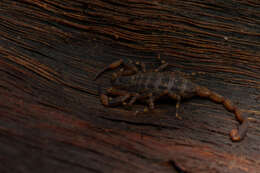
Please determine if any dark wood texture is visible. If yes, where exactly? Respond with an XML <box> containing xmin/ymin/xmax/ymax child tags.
<box><xmin>1</xmin><ymin>0</ymin><xmax>260</xmax><ymax>172</ymax></box>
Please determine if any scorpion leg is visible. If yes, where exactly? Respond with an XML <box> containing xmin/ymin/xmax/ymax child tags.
<box><xmin>140</xmin><ymin>91</ymin><xmax>169</xmax><ymax>113</ymax></box>
<box><xmin>101</xmin><ymin>93</ymin><xmax>130</xmax><ymax>107</ymax></box>
<box><xmin>136</xmin><ymin>94</ymin><xmax>155</xmax><ymax>114</ymax></box>
<box><xmin>155</xmin><ymin>62</ymin><xmax>169</xmax><ymax>72</ymax></box>
<box><xmin>121</xmin><ymin>93</ymin><xmax>141</xmax><ymax>110</ymax></box>
<box><xmin>128</xmin><ymin>93</ymin><xmax>140</xmax><ymax>106</ymax></box>
<box><xmin>196</xmin><ymin>86</ymin><xmax>249</xmax><ymax>141</ymax></box>
<box><xmin>155</xmin><ymin>55</ymin><xmax>169</xmax><ymax>72</ymax></box>
<box><xmin>169</xmin><ymin>93</ymin><xmax>182</xmax><ymax>119</ymax></box>
<box><xmin>140</xmin><ymin>62</ymin><xmax>146</xmax><ymax>72</ymax></box>
<box><xmin>122</xmin><ymin>59</ymin><xmax>139</xmax><ymax>74</ymax></box>
<box><xmin>100</xmin><ymin>87</ymin><xmax>131</xmax><ymax>106</ymax></box>
<box><xmin>147</xmin><ymin>93</ymin><xmax>155</xmax><ymax>110</ymax></box>
<box><xmin>135</xmin><ymin>61</ymin><xmax>146</xmax><ymax>72</ymax></box>
<box><xmin>132</xmin><ymin>93</ymin><xmax>155</xmax><ymax>114</ymax></box>
<box><xmin>106</xmin><ymin>94</ymin><xmax>131</xmax><ymax>106</ymax></box>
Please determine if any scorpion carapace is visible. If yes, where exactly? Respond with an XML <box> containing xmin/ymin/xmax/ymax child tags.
<box><xmin>94</xmin><ymin>58</ymin><xmax>248</xmax><ymax>141</ymax></box>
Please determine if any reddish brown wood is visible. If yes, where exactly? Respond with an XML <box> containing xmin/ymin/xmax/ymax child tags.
<box><xmin>1</xmin><ymin>0</ymin><xmax>260</xmax><ymax>172</ymax></box>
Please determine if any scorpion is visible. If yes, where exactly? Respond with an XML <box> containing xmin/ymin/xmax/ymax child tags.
<box><xmin>94</xmin><ymin>57</ymin><xmax>248</xmax><ymax>141</ymax></box>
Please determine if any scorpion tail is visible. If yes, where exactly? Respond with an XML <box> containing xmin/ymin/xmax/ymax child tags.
<box><xmin>196</xmin><ymin>86</ymin><xmax>248</xmax><ymax>141</ymax></box>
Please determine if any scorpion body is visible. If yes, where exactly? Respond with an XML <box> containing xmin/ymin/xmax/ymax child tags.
<box><xmin>94</xmin><ymin>58</ymin><xmax>248</xmax><ymax>142</ymax></box>
<box><xmin>113</xmin><ymin>72</ymin><xmax>197</xmax><ymax>98</ymax></box>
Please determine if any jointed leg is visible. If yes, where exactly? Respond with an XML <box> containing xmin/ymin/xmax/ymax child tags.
<box><xmin>128</xmin><ymin>93</ymin><xmax>140</xmax><ymax>106</ymax></box>
<box><xmin>129</xmin><ymin>92</ymin><xmax>155</xmax><ymax>114</ymax></box>
<box><xmin>123</xmin><ymin>93</ymin><xmax>141</xmax><ymax>110</ymax></box>
<box><xmin>155</xmin><ymin>62</ymin><xmax>169</xmax><ymax>72</ymax></box>
<box><xmin>134</xmin><ymin>93</ymin><xmax>155</xmax><ymax>114</ymax></box>
<box><xmin>100</xmin><ymin>87</ymin><xmax>131</xmax><ymax>106</ymax></box>
<box><xmin>169</xmin><ymin>93</ymin><xmax>182</xmax><ymax>119</ymax></box>
<box><xmin>140</xmin><ymin>62</ymin><xmax>146</xmax><ymax>72</ymax></box>
<box><xmin>147</xmin><ymin>93</ymin><xmax>155</xmax><ymax>110</ymax></box>
<box><xmin>138</xmin><ymin>91</ymin><xmax>169</xmax><ymax>113</ymax></box>
<box><xmin>175</xmin><ymin>100</ymin><xmax>181</xmax><ymax>119</ymax></box>
<box><xmin>106</xmin><ymin>94</ymin><xmax>131</xmax><ymax>106</ymax></box>
<box><xmin>121</xmin><ymin>59</ymin><xmax>138</xmax><ymax>74</ymax></box>
<box><xmin>135</xmin><ymin>61</ymin><xmax>146</xmax><ymax>72</ymax></box>
<box><xmin>155</xmin><ymin>54</ymin><xmax>169</xmax><ymax>72</ymax></box>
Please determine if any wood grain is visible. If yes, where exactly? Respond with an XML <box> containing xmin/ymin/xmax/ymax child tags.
<box><xmin>1</xmin><ymin>0</ymin><xmax>260</xmax><ymax>172</ymax></box>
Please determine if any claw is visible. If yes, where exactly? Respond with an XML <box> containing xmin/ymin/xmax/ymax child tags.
<box><xmin>94</xmin><ymin>59</ymin><xmax>123</xmax><ymax>80</ymax></box>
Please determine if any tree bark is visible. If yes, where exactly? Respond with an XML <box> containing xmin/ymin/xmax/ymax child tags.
<box><xmin>0</xmin><ymin>0</ymin><xmax>260</xmax><ymax>172</ymax></box>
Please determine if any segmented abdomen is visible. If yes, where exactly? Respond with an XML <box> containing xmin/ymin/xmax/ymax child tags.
<box><xmin>128</xmin><ymin>72</ymin><xmax>197</xmax><ymax>97</ymax></box>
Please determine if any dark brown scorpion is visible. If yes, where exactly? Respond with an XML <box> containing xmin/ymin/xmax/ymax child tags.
<box><xmin>94</xmin><ymin>58</ymin><xmax>248</xmax><ymax>141</ymax></box>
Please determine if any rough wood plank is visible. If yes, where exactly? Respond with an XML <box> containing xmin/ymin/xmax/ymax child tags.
<box><xmin>0</xmin><ymin>0</ymin><xmax>260</xmax><ymax>172</ymax></box>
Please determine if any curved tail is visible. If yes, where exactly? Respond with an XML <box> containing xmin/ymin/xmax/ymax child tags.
<box><xmin>196</xmin><ymin>86</ymin><xmax>248</xmax><ymax>141</ymax></box>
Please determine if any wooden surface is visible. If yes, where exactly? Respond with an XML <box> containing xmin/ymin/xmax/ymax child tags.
<box><xmin>1</xmin><ymin>0</ymin><xmax>260</xmax><ymax>172</ymax></box>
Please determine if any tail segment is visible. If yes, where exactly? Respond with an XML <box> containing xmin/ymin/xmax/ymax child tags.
<box><xmin>196</xmin><ymin>86</ymin><xmax>248</xmax><ymax>141</ymax></box>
